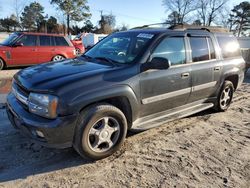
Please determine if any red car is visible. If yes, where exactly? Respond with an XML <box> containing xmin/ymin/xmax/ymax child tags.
<box><xmin>0</xmin><ymin>32</ymin><xmax>77</xmax><ymax>70</ymax></box>
<box><xmin>71</xmin><ymin>34</ymin><xmax>85</xmax><ymax>56</ymax></box>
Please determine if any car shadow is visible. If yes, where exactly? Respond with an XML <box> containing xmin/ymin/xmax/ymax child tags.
<box><xmin>0</xmin><ymin>107</ymin><xmax>94</xmax><ymax>183</ymax></box>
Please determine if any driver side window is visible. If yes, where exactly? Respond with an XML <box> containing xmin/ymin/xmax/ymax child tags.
<box><xmin>152</xmin><ymin>37</ymin><xmax>186</xmax><ymax>66</ymax></box>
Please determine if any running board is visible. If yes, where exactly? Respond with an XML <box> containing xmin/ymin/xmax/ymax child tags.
<box><xmin>131</xmin><ymin>103</ymin><xmax>214</xmax><ymax>131</ymax></box>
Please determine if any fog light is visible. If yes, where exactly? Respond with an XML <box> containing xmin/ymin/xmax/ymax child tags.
<box><xmin>36</xmin><ymin>130</ymin><xmax>45</xmax><ymax>138</ymax></box>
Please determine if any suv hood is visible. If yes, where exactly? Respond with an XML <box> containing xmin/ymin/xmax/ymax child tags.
<box><xmin>14</xmin><ymin>58</ymin><xmax>115</xmax><ymax>92</ymax></box>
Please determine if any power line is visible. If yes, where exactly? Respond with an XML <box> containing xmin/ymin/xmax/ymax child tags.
<box><xmin>92</xmin><ymin>9</ymin><xmax>159</xmax><ymax>23</ymax></box>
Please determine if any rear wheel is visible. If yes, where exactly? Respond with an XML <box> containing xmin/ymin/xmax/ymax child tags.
<box><xmin>52</xmin><ymin>55</ymin><xmax>65</xmax><ymax>62</ymax></box>
<box><xmin>0</xmin><ymin>58</ymin><xmax>5</xmax><ymax>70</ymax></box>
<box><xmin>76</xmin><ymin>48</ymin><xmax>81</xmax><ymax>56</ymax></box>
<box><xmin>215</xmin><ymin>81</ymin><xmax>234</xmax><ymax>112</ymax></box>
<box><xmin>73</xmin><ymin>104</ymin><xmax>127</xmax><ymax>160</ymax></box>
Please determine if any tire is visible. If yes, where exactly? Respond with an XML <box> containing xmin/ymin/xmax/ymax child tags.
<box><xmin>76</xmin><ymin>48</ymin><xmax>81</xmax><ymax>56</ymax></box>
<box><xmin>52</xmin><ymin>55</ymin><xmax>65</xmax><ymax>62</ymax></box>
<box><xmin>0</xmin><ymin>58</ymin><xmax>5</xmax><ymax>70</ymax></box>
<box><xmin>73</xmin><ymin>103</ymin><xmax>127</xmax><ymax>160</ymax></box>
<box><xmin>214</xmin><ymin>81</ymin><xmax>234</xmax><ymax>112</ymax></box>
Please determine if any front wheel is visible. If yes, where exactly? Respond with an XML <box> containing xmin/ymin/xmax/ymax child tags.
<box><xmin>215</xmin><ymin>81</ymin><xmax>234</xmax><ymax>112</ymax></box>
<box><xmin>73</xmin><ymin>104</ymin><xmax>127</xmax><ymax>160</ymax></box>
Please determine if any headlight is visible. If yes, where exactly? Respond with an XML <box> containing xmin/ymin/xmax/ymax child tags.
<box><xmin>28</xmin><ymin>93</ymin><xmax>58</xmax><ymax>119</ymax></box>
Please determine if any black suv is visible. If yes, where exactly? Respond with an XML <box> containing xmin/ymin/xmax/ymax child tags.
<box><xmin>7</xmin><ymin>26</ymin><xmax>245</xmax><ymax>160</ymax></box>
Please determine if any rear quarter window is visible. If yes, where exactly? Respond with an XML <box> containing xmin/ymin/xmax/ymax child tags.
<box><xmin>217</xmin><ymin>36</ymin><xmax>241</xmax><ymax>58</ymax></box>
<box><xmin>54</xmin><ymin>37</ymin><xmax>69</xmax><ymax>46</ymax></box>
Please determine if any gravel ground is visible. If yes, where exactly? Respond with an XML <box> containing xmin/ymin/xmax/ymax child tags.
<box><xmin>0</xmin><ymin>73</ymin><xmax>249</xmax><ymax>188</ymax></box>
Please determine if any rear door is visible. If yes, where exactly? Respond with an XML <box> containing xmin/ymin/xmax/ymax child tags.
<box><xmin>140</xmin><ymin>35</ymin><xmax>192</xmax><ymax>117</ymax></box>
<box><xmin>188</xmin><ymin>35</ymin><xmax>222</xmax><ymax>103</ymax></box>
<box><xmin>10</xmin><ymin>34</ymin><xmax>38</xmax><ymax>65</ymax></box>
<box><xmin>37</xmin><ymin>35</ymin><xmax>54</xmax><ymax>63</ymax></box>
<box><xmin>53</xmin><ymin>36</ymin><xmax>73</xmax><ymax>58</ymax></box>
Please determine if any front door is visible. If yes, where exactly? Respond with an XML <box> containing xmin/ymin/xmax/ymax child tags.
<box><xmin>10</xmin><ymin>34</ymin><xmax>38</xmax><ymax>65</ymax></box>
<box><xmin>140</xmin><ymin>36</ymin><xmax>192</xmax><ymax>117</ymax></box>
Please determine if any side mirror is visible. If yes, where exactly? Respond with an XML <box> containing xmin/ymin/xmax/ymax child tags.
<box><xmin>141</xmin><ymin>57</ymin><xmax>170</xmax><ymax>72</ymax></box>
<box><xmin>14</xmin><ymin>42</ymin><xmax>24</xmax><ymax>47</ymax></box>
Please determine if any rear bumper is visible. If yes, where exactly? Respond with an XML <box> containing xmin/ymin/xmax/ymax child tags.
<box><xmin>6</xmin><ymin>93</ymin><xmax>78</xmax><ymax>149</ymax></box>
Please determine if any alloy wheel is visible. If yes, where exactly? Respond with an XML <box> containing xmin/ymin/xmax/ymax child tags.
<box><xmin>87</xmin><ymin>116</ymin><xmax>121</xmax><ymax>153</ymax></box>
<box><xmin>220</xmin><ymin>86</ymin><xmax>233</xmax><ymax>108</ymax></box>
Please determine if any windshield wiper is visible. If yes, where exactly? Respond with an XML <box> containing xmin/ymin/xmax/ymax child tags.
<box><xmin>94</xmin><ymin>57</ymin><xmax>117</xmax><ymax>66</ymax></box>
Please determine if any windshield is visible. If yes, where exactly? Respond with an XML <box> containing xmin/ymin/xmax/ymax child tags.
<box><xmin>84</xmin><ymin>32</ymin><xmax>155</xmax><ymax>64</ymax></box>
<box><xmin>1</xmin><ymin>33</ymin><xmax>21</xmax><ymax>46</ymax></box>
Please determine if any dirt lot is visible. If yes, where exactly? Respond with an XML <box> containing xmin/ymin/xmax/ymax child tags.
<box><xmin>0</xmin><ymin>72</ymin><xmax>249</xmax><ymax>188</ymax></box>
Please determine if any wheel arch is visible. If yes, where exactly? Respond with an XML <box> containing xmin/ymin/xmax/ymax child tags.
<box><xmin>71</xmin><ymin>86</ymin><xmax>139</xmax><ymax>130</ymax></box>
<box><xmin>0</xmin><ymin>56</ymin><xmax>7</xmax><ymax>69</ymax></box>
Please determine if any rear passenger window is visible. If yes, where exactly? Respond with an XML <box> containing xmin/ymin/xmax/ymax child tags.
<box><xmin>217</xmin><ymin>36</ymin><xmax>241</xmax><ymax>58</ymax></box>
<box><xmin>152</xmin><ymin>37</ymin><xmax>186</xmax><ymax>65</ymax></box>
<box><xmin>190</xmin><ymin>37</ymin><xmax>209</xmax><ymax>62</ymax></box>
<box><xmin>40</xmin><ymin>36</ymin><xmax>51</xmax><ymax>46</ymax></box>
<box><xmin>54</xmin><ymin>37</ymin><xmax>69</xmax><ymax>46</ymax></box>
<box><xmin>19</xmin><ymin>35</ymin><xmax>37</xmax><ymax>46</ymax></box>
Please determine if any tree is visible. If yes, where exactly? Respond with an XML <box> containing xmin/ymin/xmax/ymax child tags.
<box><xmin>51</xmin><ymin>0</ymin><xmax>91</xmax><ymax>35</ymax></box>
<box><xmin>197</xmin><ymin>0</ymin><xmax>229</xmax><ymax>26</ymax></box>
<box><xmin>13</xmin><ymin>0</ymin><xmax>26</xmax><ymax>27</ymax></box>
<box><xmin>20</xmin><ymin>2</ymin><xmax>44</xmax><ymax>31</ymax></box>
<box><xmin>162</xmin><ymin>0</ymin><xmax>197</xmax><ymax>24</ymax></box>
<box><xmin>193</xmin><ymin>19</ymin><xmax>202</xmax><ymax>26</ymax></box>
<box><xmin>228</xmin><ymin>1</ymin><xmax>250</xmax><ymax>37</ymax></box>
<box><xmin>47</xmin><ymin>16</ymin><xmax>59</xmax><ymax>33</ymax></box>
<box><xmin>97</xmin><ymin>13</ymin><xmax>116</xmax><ymax>34</ymax></box>
<box><xmin>82</xmin><ymin>20</ymin><xmax>94</xmax><ymax>33</ymax></box>
<box><xmin>166</xmin><ymin>11</ymin><xmax>182</xmax><ymax>25</ymax></box>
<box><xmin>0</xmin><ymin>14</ymin><xmax>19</xmax><ymax>32</ymax></box>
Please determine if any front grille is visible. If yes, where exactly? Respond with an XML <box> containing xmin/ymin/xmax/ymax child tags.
<box><xmin>12</xmin><ymin>81</ymin><xmax>29</xmax><ymax>107</ymax></box>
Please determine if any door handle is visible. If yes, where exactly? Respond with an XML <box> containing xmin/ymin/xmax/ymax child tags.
<box><xmin>31</xmin><ymin>49</ymin><xmax>37</xmax><ymax>51</ymax></box>
<box><xmin>181</xmin><ymin>72</ymin><xmax>190</xmax><ymax>78</ymax></box>
<box><xmin>214</xmin><ymin>66</ymin><xmax>221</xmax><ymax>71</ymax></box>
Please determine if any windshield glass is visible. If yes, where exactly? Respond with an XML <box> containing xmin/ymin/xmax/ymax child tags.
<box><xmin>84</xmin><ymin>32</ymin><xmax>155</xmax><ymax>64</ymax></box>
<box><xmin>1</xmin><ymin>33</ymin><xmax>21</xmax><ymax>46</ymax></box>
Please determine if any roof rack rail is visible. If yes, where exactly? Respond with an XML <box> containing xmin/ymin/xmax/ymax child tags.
<box><xmin>169</xmin><ymin>24</ymin><xmax>229</xmax><ymax>33</ymax></box>
<box><xmin>131</xmin><ymin>22</ymin><xmax>171</xmax><ymax>30</ymax></box>
<box><xmin>131</xmin><ymin>23</ymin><xmax>229</xmax><ymax>33</ymax></box>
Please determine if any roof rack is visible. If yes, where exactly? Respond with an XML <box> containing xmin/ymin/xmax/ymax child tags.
<box><xmin>131</xmin><ymin>23</ymin><xmax>229</xmax><ymax>33</ymax></box>
<box><xmin>131</xmin><ymin>22</ymin><xmax>171</xmax><ymax>30</ymax></box>
<box><xmin>169</xmin><ymin>24</ymin><xmax>229</xmax><ymax>33</ymax></box>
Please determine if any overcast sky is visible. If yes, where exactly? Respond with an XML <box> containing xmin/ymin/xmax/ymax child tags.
<box><xmin>0</xmin><ymin>0</ymin><xmax>246</xmax><ymax>28</ymax></box>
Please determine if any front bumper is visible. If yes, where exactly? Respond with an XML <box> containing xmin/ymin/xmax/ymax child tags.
<box><xmin>6</xmin><ymin>93</ymin><xmax>78</xmax><ymax>149</ymax></box>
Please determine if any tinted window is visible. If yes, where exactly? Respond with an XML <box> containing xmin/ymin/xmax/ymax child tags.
<box><xmin>217</xmin><ymin>36</ymin><xmax>241</xmax><ymax>58</ymax></box>
<box><xmin>190</xmin><ymin>37</ymin><xmax>209</xmax><ymax>62</ymax></box>
<box><xmin>40</xmin><ymin>36</ymin><xmax>51</xmax><ymax>46</ymax></box>
<box><xmin>152</xmin><ymin>37</ymin><xmax>186</xmax><ymax>65</ymax></box>
<box><xmin>238</xmin><ymin>39</ymin><xmax>250</xmax><ymax>49</ymax></box>
<box><xmin>54</xmin><ymin>37</ymin><xmax>69</xmax><ymax>46</ymax></box>
<box><xmin>208</xmin><ymin>38</ymin><xmax>216</xmax><ymax>59</ymax></box>
<box><xmin>19</xmin><ymin>35</ymin><xmax>37</xmax><ymax>46</ymax></box>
